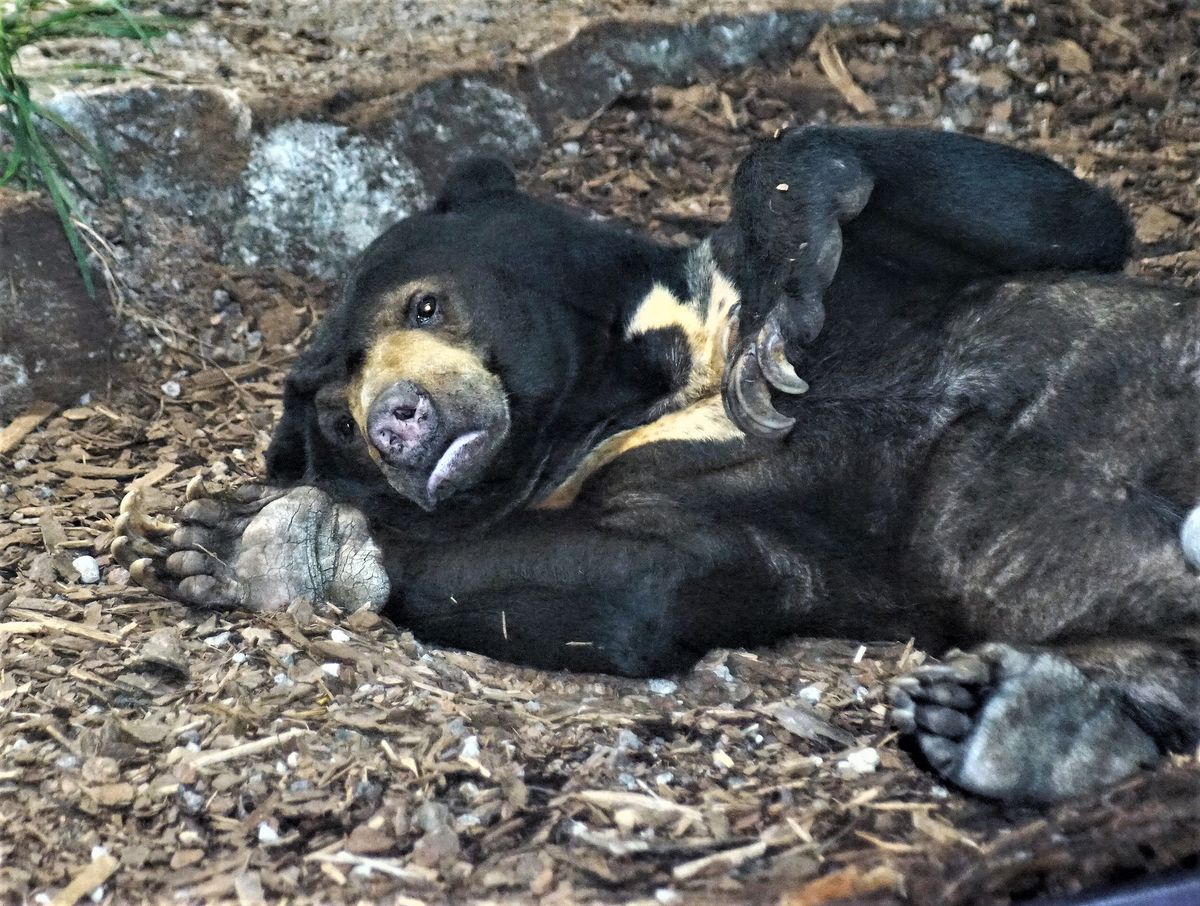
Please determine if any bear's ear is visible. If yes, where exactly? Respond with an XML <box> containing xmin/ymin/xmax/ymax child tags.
<box><xmin>434</xmin><ymin>157</ymin><xmax>517</xmax><ymax>212</ymax></box>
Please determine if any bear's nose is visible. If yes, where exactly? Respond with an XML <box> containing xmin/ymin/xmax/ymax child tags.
<box><xmin>367</xmin><ymin>381</ymin><xmax>439</xmax><ymax>465</ymax></box>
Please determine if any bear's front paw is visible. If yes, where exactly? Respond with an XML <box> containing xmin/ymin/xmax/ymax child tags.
<box><xmin>720</xmin><ymin>132</ymin><xmax>874</xmax><ymax>439</ymax></box>
<box><xmin>890</xmin><ymin>643</ymin><xmax>1160</xmax><ymax>803</ymax></box>
<box><xmin>113</xmin><ymin>476</ymin><xmax>389</xmax><ymax>614</ymax></box>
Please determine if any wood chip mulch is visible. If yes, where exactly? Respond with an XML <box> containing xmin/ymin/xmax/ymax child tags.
<box><xmin>3</xmin><ymin>1</ymin><xmax>1199</xmax><ymax>903</ymax></box>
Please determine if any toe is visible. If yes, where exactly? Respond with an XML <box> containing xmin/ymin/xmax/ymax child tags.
<box><xmin>915</xmin><ymin>705</ymin><xmax>974</xmax><ymax>739</ymax></box>
<box><xmin>917</xmin><ymin>734</ymin><xmax>961</xmax><ymax>775</ymax></box>
<box><xmin>889</xmin><ymin>687</ymin><xmax>917</xmax><ymax>732</ymax></box>
<box><xmin>912</xmin><ymin>653</ymin><xmax>990</xmax><ymax>687</ymax></box>
<box><xmin>129</xmin><ymin>558</ymin><xmax>176</xmax><ymax>600</ymax></box>
<box><xmin>164</xmin><ymin>549</ymin><xmax>225</xmax><ymax>579</ymax></box>
<box><xmin>113</xmin><ymin>525</ymin><xmax>171</xmax><ymax>559</ymax></box>
<box><xmin>180</xmin><ymin>498</ymin><xmax>228</xmax><ymax>527</ymax></box>
<box><xmin>171</xmin><ymin>524</ymin><xmax>220</xmax><ymax>551</ymax></box>
<box><xmin>917</xmin><ymin>681</ymin><xmax>977</xmax><ymax>710</ymax></box>
<box><xmin>177</xmin><ymin>574</ymin><xmax>245</xmax><ymax>609</ymax></box>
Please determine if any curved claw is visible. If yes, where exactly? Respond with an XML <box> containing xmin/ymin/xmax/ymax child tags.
<box><xmin>755</xmin><ymin>315</ymin><xmax>809</xmax><ymax>395</ymax></box>
<box><xmin>723</xmin><ymin>347</ymin><xmax>796</xmax><ymax>440</ymax></box>
<box><xmin>185</xmin><ymin>473</ymin><xmax>207</xmax><ymax>502</ymax></box>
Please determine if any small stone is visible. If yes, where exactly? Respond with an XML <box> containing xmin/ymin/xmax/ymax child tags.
<box><xmin>648</xmin><ymin>678</ymin><xmax>678</xmax><ymax>696</ymax></box>
<box><xmin>799</xmin><ymin>684</ymin><xmax>823</xmax><ymax>704</ymax></box>
<box><xmin>837</xmin><ymin>747</ymin><xmax>880</xmax><ymax>775</ymax></box>
<box><xmin>616</xmin><ymin>729</ymin><xmax>642</xmax><ymax>751</ymax></box>
<box><xmin>459</xmin><ymin>735</ymin><xmax>481</xmax><ymax>760</ymax></box>
<box><xmin>203</xmin><ymin>631</ymin><xmax>231</xmax><ymax>648</ymax></box>
<box><xmin>256</xmin><ymin>821</ymin><xmax>280</xmax><ymax>844</ymax></box>
<box><xmin>969</xmin><ymin>33</ymin><xmax>993</xmax><ymax>53</ymax></box>
<box><xmin>321</xmin><ymin>662</ymin><xmax>342</xmax><ymax>678</ymax></box>
<box><xmin>160</xmin><ymin>380</ymin><xmax>181</xmax><ymax>399</ymax></box>
<box><xmin>72</xmin><ymin>555</ymin><xmax>100</xmax><ymax>585</ymax></box>
<box><xmin>561</xmin><ymin>141</ymin><xmax>581</xmax><ymax>155</ymax></box>
<box><xmin>329</xmin><ymin>628</ymin><xmax>350</xmax><ymax>643</ymax></box>
<box><xmin>776</xmin><ymin>182</ymin><xmax>789</xmax><ymax>191</ymax></box>
<box><xmin>179</xmin><ymin>788</ymin><xmax>205</xmax><ymax>814</ymax></box>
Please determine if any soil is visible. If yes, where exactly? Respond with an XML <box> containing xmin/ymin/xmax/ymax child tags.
<box><xmin>2</xmin><ymin>1</ymin><xmax>1199</xmax><ymax>904</ymax></box>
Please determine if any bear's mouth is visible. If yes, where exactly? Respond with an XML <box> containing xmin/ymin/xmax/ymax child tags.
<box><xmin>424</xmin><ymin>428</ymin><xmax>496</xmax><ymax>504</ymax></box>
<box><xmin>372</xmin><ymin>414</ymin><xmax>509</xmax><ymax>512</ymax></box>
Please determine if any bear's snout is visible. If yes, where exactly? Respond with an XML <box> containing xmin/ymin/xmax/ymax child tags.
<box><xmin>367</xmin><ymin>382</ymin><xmax>439</xmax><ymax>465</ymax></box>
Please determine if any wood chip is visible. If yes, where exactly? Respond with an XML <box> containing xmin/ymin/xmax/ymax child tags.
<box><xmin>813</xmin><ymin>28</ymin><xmax>877</xmax><ymax>114</ymax></box>
<box><xmin>187</xmin><ymin>728</ymin><xmax>308</xmax><ymax>767</ymax></box>
<box><xmin>672</xmin><ymin>839</ymin><xmax>767</xmax><ymax>881</ymax></box>
<box><xmin>0</xmin><ymin>401</ymin><xmax>56</xmax><ymax>455</ymax></box>
<box><xmin>2</xmin><ymin>610</ymin><xmax>119</xmax><ymax>643</ymax></box>
<box><xmin>48</xmin><ymin>854</ymin><xmax>118</xmax><ymax>906</ymax></box>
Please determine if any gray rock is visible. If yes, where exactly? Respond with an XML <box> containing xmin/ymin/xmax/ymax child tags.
<box><xmin>0</xmin><ymin>191</ymin><xmax>114</xmax><ymax>419</ymax></box>
<box><xmin>48</xmin><ymin>84</ymin><xmax>252</xmax><ymax>214</ymax></box>
<box><xmin>226</xmin><ymin>120</ymin><xmax>426</xmax><ymax>278</ymax></box>
<box><xmin>389</xmin><ymin>77</ymin><xmax>543</xmax><ymax>173</ymax></box>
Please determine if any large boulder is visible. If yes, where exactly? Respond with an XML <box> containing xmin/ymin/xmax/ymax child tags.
<box><xmin>0</xmin><ymin>191</ymin><xmax>114</xmax><ymax>421</ymax></box>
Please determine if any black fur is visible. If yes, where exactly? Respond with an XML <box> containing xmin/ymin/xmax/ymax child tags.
<box><xmin>232</xmin><ymin>127</ymin><xmax>1198</xmax><ymax>800</ymax></box>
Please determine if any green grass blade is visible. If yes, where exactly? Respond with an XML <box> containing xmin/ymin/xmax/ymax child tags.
<box><xmin>0</xmin><ymin>147</ymin><xmax>25</xmax><ymax>186</ymax></box>
<box><xmin>16</xmin><ymin>94</ymin><xmax>96</xmax><ymax>295</ymax></box>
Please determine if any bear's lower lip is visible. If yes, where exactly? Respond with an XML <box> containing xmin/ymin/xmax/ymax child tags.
<box><xmin>425</xmin><ymin>430</ymin><xmax>488</xmax><ymax>501</ymax></box>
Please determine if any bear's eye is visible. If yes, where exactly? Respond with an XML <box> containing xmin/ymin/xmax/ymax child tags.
<box><xmin>336</xmin><ymin>415</ymin><xmax>355</xmax><ymax>440</ymax></box>
<box><xmin>408</xmin><ymin>291</ymin><xmax>441</xmax><ymax>327</ymax></box>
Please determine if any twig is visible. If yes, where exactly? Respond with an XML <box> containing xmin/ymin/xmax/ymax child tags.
<box><xmin>187</xmin><ymin>727</ymin><xmax>309</xmax><ymax>767</ymax></box>
<box><xmin>48</xmin><ymin>854</ymin><xmax>118</xmax><ymax>906</ymax></box>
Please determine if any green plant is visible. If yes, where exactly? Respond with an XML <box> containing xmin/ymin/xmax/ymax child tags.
<box><xmin>0</xmin><ymin>1</ymin><xmax>173</xmax><ymax>296</ymax></box>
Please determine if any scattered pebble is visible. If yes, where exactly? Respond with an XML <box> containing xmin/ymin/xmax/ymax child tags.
<box><xmin>160</xmin><ymin>380</ymin><xmax>182</xmax><ymax>399</ymax></box>
<box><xmin>71</xmin><ymin>556</ymin><xmax>100</xmax><ymax>585</ymax></box>
<box><xmin>969</xmin><ymin>33</ymin><xmax>994</xmax><ymax>53</ymax></box>
<box><xmin>256</xmin><ymin>822</ymin><xmax>280</xmax><ymax>844</ymax></box>
<box><xmin>838</xmin><ymin>747</ymin><xmax>881</xmax><ymax>775</ymax></box>
<box><xmin>459</xmin><ymin>735</ymin><xmax>481</xmax><ymax>760</ymax></box>
<box><xmin>616</xmin><ymin>729</ymin><xmax>642</xmax><ymax>751</ymax></box>
<box><xmin>647</xmin><ymin>678</ymin><xmax>678</xmax><ymax>695</ymax></box>
<box><xmin>799</xmin><ymin>684</ymin><xmax>823</xmax><ymax>704</ymax></box>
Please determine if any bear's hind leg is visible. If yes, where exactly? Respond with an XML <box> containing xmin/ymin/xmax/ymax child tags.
<box><xmin>891</xmin><ymin>630</ymin><xmax>1200</xmax><ymax>803</ymax></box>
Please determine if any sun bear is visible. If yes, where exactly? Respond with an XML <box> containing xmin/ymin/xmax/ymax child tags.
<box><xmin>115</xmin><ymin>127</ymin><xmax>1199</xmax><ymax>803</ymax></box>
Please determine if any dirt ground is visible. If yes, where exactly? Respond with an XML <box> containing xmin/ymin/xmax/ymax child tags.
<box><xmin>2</xmin><ymin>0</ymin><xmax>1199</xmax><ymax>904</ymax></box>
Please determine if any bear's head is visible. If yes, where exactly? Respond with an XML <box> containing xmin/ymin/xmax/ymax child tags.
<box><xmin>265</xmin><ymin>159</ymin><xmax>686</xmax><ymax>522</ymax></box>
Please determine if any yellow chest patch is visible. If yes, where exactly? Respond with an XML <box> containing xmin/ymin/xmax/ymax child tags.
<box><xmin>536</xmin><ymin>271</ymin><xmax>744</xmax><ymax>510</ymax></box>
